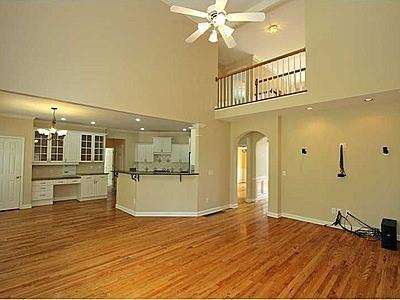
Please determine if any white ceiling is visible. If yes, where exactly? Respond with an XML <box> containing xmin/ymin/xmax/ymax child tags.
<box><xmin>0</xmin><ymin>91</ymin><xmax>192</xmax><ymax>132</ymax></box>
<box><xmin>219</xmin><ymin>0</ymin><xmax>305</xmax><ymax>66</ymax></box>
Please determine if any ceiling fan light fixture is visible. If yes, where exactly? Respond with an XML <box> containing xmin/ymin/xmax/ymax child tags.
<box><xmin>215</xmin><ymin>13</ymin><xmax>226</xmax><ymax>26</ymax></box>
<box><xmin>209</xmin><ymin>29</ymin><xmax>218</xmax><ymax>43</ymax></box>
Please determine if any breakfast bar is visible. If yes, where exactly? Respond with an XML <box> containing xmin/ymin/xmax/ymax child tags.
<box><xmin>114</xmin><ymin>170</ymin><xmax>200</xmax><ymax>217</ymax></box>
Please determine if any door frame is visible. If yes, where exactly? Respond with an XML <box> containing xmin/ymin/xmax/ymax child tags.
<box><xmin>0</xmin><ymin>135</ymin><xmax>25</xmax><ymax>209</ymax></box>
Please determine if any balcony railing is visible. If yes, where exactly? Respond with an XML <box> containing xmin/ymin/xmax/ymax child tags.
<box><xmin>215</xmin><ymin>48</ymin><xmax>307</xmax><ymax>109</ymax></box>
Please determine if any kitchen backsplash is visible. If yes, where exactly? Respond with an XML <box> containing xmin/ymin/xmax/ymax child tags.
<box><xmin>32</xmin><ymin>162</ymin><xmax>104</xmax><ymax>178</ymax></box>
<box><xmin>136</xmin><ymin>154</ymin><xmax>189</xmax><ymax>172</ymax></box>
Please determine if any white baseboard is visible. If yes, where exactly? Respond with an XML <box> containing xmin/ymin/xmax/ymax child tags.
<box><xmin>267</xmin><ymin>212</ymin><xmax>281</xmax><ymax>218</ymax></box>
<box><xmin>116</xmin><ymin>204</ymin><xmax>136</xmax><ymax>216</ymax></box>
<box><xmin>78</xmin><ymin>195</ymin><xmax>107</xmax><ymax>202</ymax></box>
<box><xmin>135</xmin><ymin>211</ymin><xmax>198</xmax><ymax>217</ymax></box>
<box><xmin>230</xmin><ymin>203</ymin><xmax>239</xmax><ymax>209</ymax></box>
<box><xmin>198</xmin><ymin>204</ymin><xmax>230</xmax><ymax>216</ymax></box>
<box><xmin>279</xmin><ymin>212</ymin><xmax>400</xmax><ymax>242</ymax></box>
<box><xmin>20</xmin><ymin>204</ymin><xmax>32</xmax><ymax>209</ymax></box>
<box><xmin>281</xmin><ymin>213</ymin><xmax>329</xmax><ymax>226</ymax></box>
<box><xmin>32</xmin><ymin>199</ymin><xmax>53</xmax><ymax>207</ymax></box>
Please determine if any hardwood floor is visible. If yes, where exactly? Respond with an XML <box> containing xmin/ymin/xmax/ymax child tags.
<box><xmin>0</xmin><ymin>199</ymin><xmax>399</xmax><ymax>298</ymax></box>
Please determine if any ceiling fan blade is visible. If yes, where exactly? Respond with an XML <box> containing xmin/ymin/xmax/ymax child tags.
<box><xmin>216</xmin><ymin>0</ymin><xmax>228</xmax><ymax>11</ymax></box>
<box><xmin>170</xmin><ymin>5</ymin><xmax>208</xmax><ymax>19</ymax></box>
<box><xmin>218</xmin><ymin>25</ymin><xmax>237</xmax><ymax>48</ymax></box>
<box><xmin>185</xmin><ymin>30</ymin><xmax>204</xmax><ymax>44</ymax></box>
<box><xmin>226</xmin><ymin>12</ymin><xmax>265</xmax><ymax>22</ymax></box>
<box><xmin>185</xmin><ymin>23</ymin><xmax>210</xmax><ymax>43</ymax></box>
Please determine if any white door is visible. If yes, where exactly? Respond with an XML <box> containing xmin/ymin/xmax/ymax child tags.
<box><xmin>0</xmin><ymin>137</ymin><xmax>23</xmax><ymax>211</ymax></box>
<box><xmin>104</xmin><ymin>148</ymin><xmax>114</xmax><ymax>187</ymax></box>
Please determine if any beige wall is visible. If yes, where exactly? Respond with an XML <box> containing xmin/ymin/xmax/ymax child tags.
<box><xmin>0</xmin><ymin>0</ymin><xmax>230</xmax><ymax>211</ymax></box>
<box><xmin>0</xmin><ymin>115</ymin><xmax>33</xmax><ymax>206</ymax></box>
<box><xmin>230</xmin><ymin>99</ymin><xmax>400</xmax><ymax>232</ymax></box>
<box><xmin>215</xmin><ymin>0</ymin><xmax>400</xmax><ymax>119</ymax></box>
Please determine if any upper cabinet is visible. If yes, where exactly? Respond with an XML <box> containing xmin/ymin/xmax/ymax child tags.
<box><xmin>135</xmin><ymin>144</ymin><xmax>154</xmax><ymax>163</ymax></box>
<box><xmin>171</xmin><ymin>144</ymin><xmax>190</xmax><ymax>163</ymax></box>
<box><xmin>33</xmin><ymin>130</ymin><xmax>106</xmax><ymax>164</ymax></box>
<box><xmin>80</xmin><ymin>133</ymin><xmax>106</xmax><ymax>162</ymax></box>
<box><xmin>152</xmin><ymin>137</ymin><xmax>172</xmax><ymax>153</ymax></box>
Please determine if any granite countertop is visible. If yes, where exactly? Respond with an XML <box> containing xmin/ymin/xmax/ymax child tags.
<box><xmin>32</xmin><ymin>175</ymin><xmax>82</xmax><ymax>181</ymax></box>
<box><xmin>78</xmin><ymin>172</ymin><xmax>109</xmax><ymax>175</ymax></box>
<box><xmin>113</xmin><ymin>170</ymin><xmax>199</xmax><ymax>176</ymax></box>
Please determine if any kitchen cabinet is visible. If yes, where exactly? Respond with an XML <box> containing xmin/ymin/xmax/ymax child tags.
<box><xmin>64</xmin><ymin>132</ymin><xmax>81</xmax><ymax>163</ymax></box>
<box><xmin>135</xmin><ymin>144</ymin><xmax>154</xmax><ymax>162</ymax></box>
<box><xmin>80</xmin><ymin>133</ymin><xmax>106</xmax><ymax>162</ymax></box>
<box><xmin>152</xmin><ymin>137</ymin><xmax>172</xmax><ymax>153</ymax></box>
<box><xmin>79</xmin><ymin>175</ymin><xmax>108</xmax><ymax>201</ymax></box>
<box><xmin>33</xmin><ymin>130</ymin><xmax>66</xmax><ymax>163</ymax></box>
<box><xmin>171</xmin><ymin>144</ymin><xmax>190</xmax><ymax>163</ymax></box>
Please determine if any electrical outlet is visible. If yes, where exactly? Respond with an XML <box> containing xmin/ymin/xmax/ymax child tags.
<box><xmin>205</xmin><ymin>197</ymin><xmax>209</xmax><ymax>203</ymax></box>
<box><xmin>282</xmin><ymin>171</ymin><xmax>287</xmax><ymax>176</ymax></box>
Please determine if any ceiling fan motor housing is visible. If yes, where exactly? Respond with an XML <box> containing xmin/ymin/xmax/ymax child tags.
<box><xmin>207</xmin><ymin>4</ymin><xmax>226</xmax><ymax>26</ymax></box>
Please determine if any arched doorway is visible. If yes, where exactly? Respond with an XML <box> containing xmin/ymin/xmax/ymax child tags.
<box><xmin>235</xmin><ymin>131</ymin><xmax>269</xmax><ymax>206</ymax></box>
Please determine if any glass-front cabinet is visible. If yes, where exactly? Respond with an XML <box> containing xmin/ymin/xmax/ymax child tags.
<box><xmin>34</xmin><ymin>131</ymin><xmax>49</xmax><ymax>162</ymax></box>
<box><xmin>50</xmin><ymin>134</ymin><xmax>65</xmax><ymax>162</ymax></box>
<box><xmin>80</xmin><ymin>133</ymin><xmax>106</xmax><ymax>162</ymax></box>
<box><xmin>33</xmin><ymin>130</ymin><xmax>106</xmax><ymax>164</ymax></box>
<box><xmin>80</xmin><ymin>134</ymin><xmax>93</xmax><ymax>162</ymax></box>
<box><xmin>94</xmin><ymin>135</ymin><xmax>105</xmax><ymax>162</ymax></box>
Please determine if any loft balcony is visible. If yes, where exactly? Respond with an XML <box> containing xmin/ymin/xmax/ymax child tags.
<box><xmin>215</xmin><ymin>48</ymin><xmax>307</xmax><ymax>110</ymax></box>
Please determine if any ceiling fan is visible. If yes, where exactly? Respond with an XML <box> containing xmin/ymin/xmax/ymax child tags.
<box><xmin>170</xmin><ymin>0</ymin><xmax>265</xmax><ymax>48</ymax></box>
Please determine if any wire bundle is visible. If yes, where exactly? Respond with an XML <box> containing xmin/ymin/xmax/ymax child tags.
<box><xmin>328</xmin><ymin>210</ymin><xmax>381</xmax><ymax>240</ymax></box>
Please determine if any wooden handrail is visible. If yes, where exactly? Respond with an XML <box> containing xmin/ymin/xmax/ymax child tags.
<box><xmin>216</xmin><ymin>48</ymin><xmax>306</xmax><ymax>81</ymax></box>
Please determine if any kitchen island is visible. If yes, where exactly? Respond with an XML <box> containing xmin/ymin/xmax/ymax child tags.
<box><xmin>114</xmin><ymin>170</ymin><xmax>200</xmax><ymax>217</ymax></box>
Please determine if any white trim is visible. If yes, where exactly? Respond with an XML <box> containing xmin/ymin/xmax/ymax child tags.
<box><xmin>198</xmin><ymin>204</ymin><xmax>230</xmax><ymax>216</ymax></box>
<box><xmin>32</xmin><ymin>199</ymin><xmax>53</xmax><ymax>207</ymax></box>
<box><xmin>20</xmin><ymin>204</ymin><xmax>32</xmax><ymax>209</ymax></box>
<box><xmin>78</xmin><ymin>195</ymin><xmax>107</xmax><ymax>202</ymax></box>
<box><xmin>116</xmin><ymin>204</ymin><xmax>136</xmax><ymax>216</ymax></box>
<box><xmin>281</xmin><ymin>213</ymin><xmax>328</xmax><ymax>226</ymax></box>
<box><xmin>267</xmin><ymin>212</ymin><xmax>281</xmax><ymax>218</ymax></box>
<box><xmin>280</xmin><ymin>212</ymin><xmax>400</xmax><ymax>242</ymax></box>
<box><xmin>230</xmin><ymin>203</ymin><xmax>239</xmax><ymax>209</ymax></box>
<box><xmin>135</xmin><ymin>211</ymin><xmax>198</xmax><ymax>217</ymax></box>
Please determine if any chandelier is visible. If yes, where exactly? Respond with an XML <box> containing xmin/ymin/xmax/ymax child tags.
<box><xmin>37</xmin><ymin>107</ymin><xmax>67</xmax><ymax>138</ymax></box>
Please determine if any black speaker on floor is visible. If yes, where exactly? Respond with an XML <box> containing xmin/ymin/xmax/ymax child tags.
<box><xmin>381</xmin><ymin>218</ymin><xmax>397</xmax><ymax>251</ymax></box>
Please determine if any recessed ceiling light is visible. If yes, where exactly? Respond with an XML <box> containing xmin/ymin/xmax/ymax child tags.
<box><xmin>90</xmin><ymin>121</ymin><xmax>96</xmax><ymax>125</ymax></box>
<box><xmin>306</xmin><ymin>107</ymin><xmax>313</xmax><ymax>110</ymax></box>
<box><xmin>135</xmin><ymin>118</ymin><xmax>141</xmax><ymax>122</ymax></box>
<box><xmin>61</xmin><ymin>117</ymin><xmax>66</xmax><ymax>121</ymax></box>
<box><xmin>182</xmin><ymin>128</ymin><xmax>187</xmax><ymax>132</ymax></box>
<box><xmin>266</xmin><ymin>24</ymin><xmax>279</xmax><ymax>34</ymax></box>
<box><xmin>364</xmin><ymin>98</ymin><xmax>374</xmax><ymax>102</ymax></box>
<box><xmin>140</xmin><ymin>127</ymin><xmax>145</xmax><ymax>131</ymax></box>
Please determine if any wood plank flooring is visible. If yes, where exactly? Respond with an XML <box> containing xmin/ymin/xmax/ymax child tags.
<box><xmin>0</xmin><ymin>199</ymin><xmax>399</xmax><ymax>298</ymax></box>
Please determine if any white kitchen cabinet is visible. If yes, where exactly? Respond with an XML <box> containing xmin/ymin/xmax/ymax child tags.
<box><xmin>64</xmin><ymin>131</ymin><xmax>81</xmax><ymax>163</ymax></box>
<box><xmin>171</xmin><ymin>144</ymin><xmax>190</xmax><ymax>163</ymax></box>
<box><xmin>33</xmin><ymin>130</ymin><xmax>66</xmax><ymax>164</ymax></box>
<box><xmin>135</xmin><ymin>144</ymin><xmax>154</xmax><ymax>162</ymax></box>
<box><xmin>94</xmin><ymin>175</ymin><xmax>108</xmax><ymax>196</ymax></box>
<box><xmin>152</xmin><ymin>137</ymin><xmax>172</xmax><ymax>153</ymax></box>
<box><xmin>79</xmin><ymin>175</ymin><xmax>107</xmax><ymax>201</ymax></box>
<box><xmin>80</xmin><ymin>133</ymin><xmax>106</xmax><ymax>162</ymax></box>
